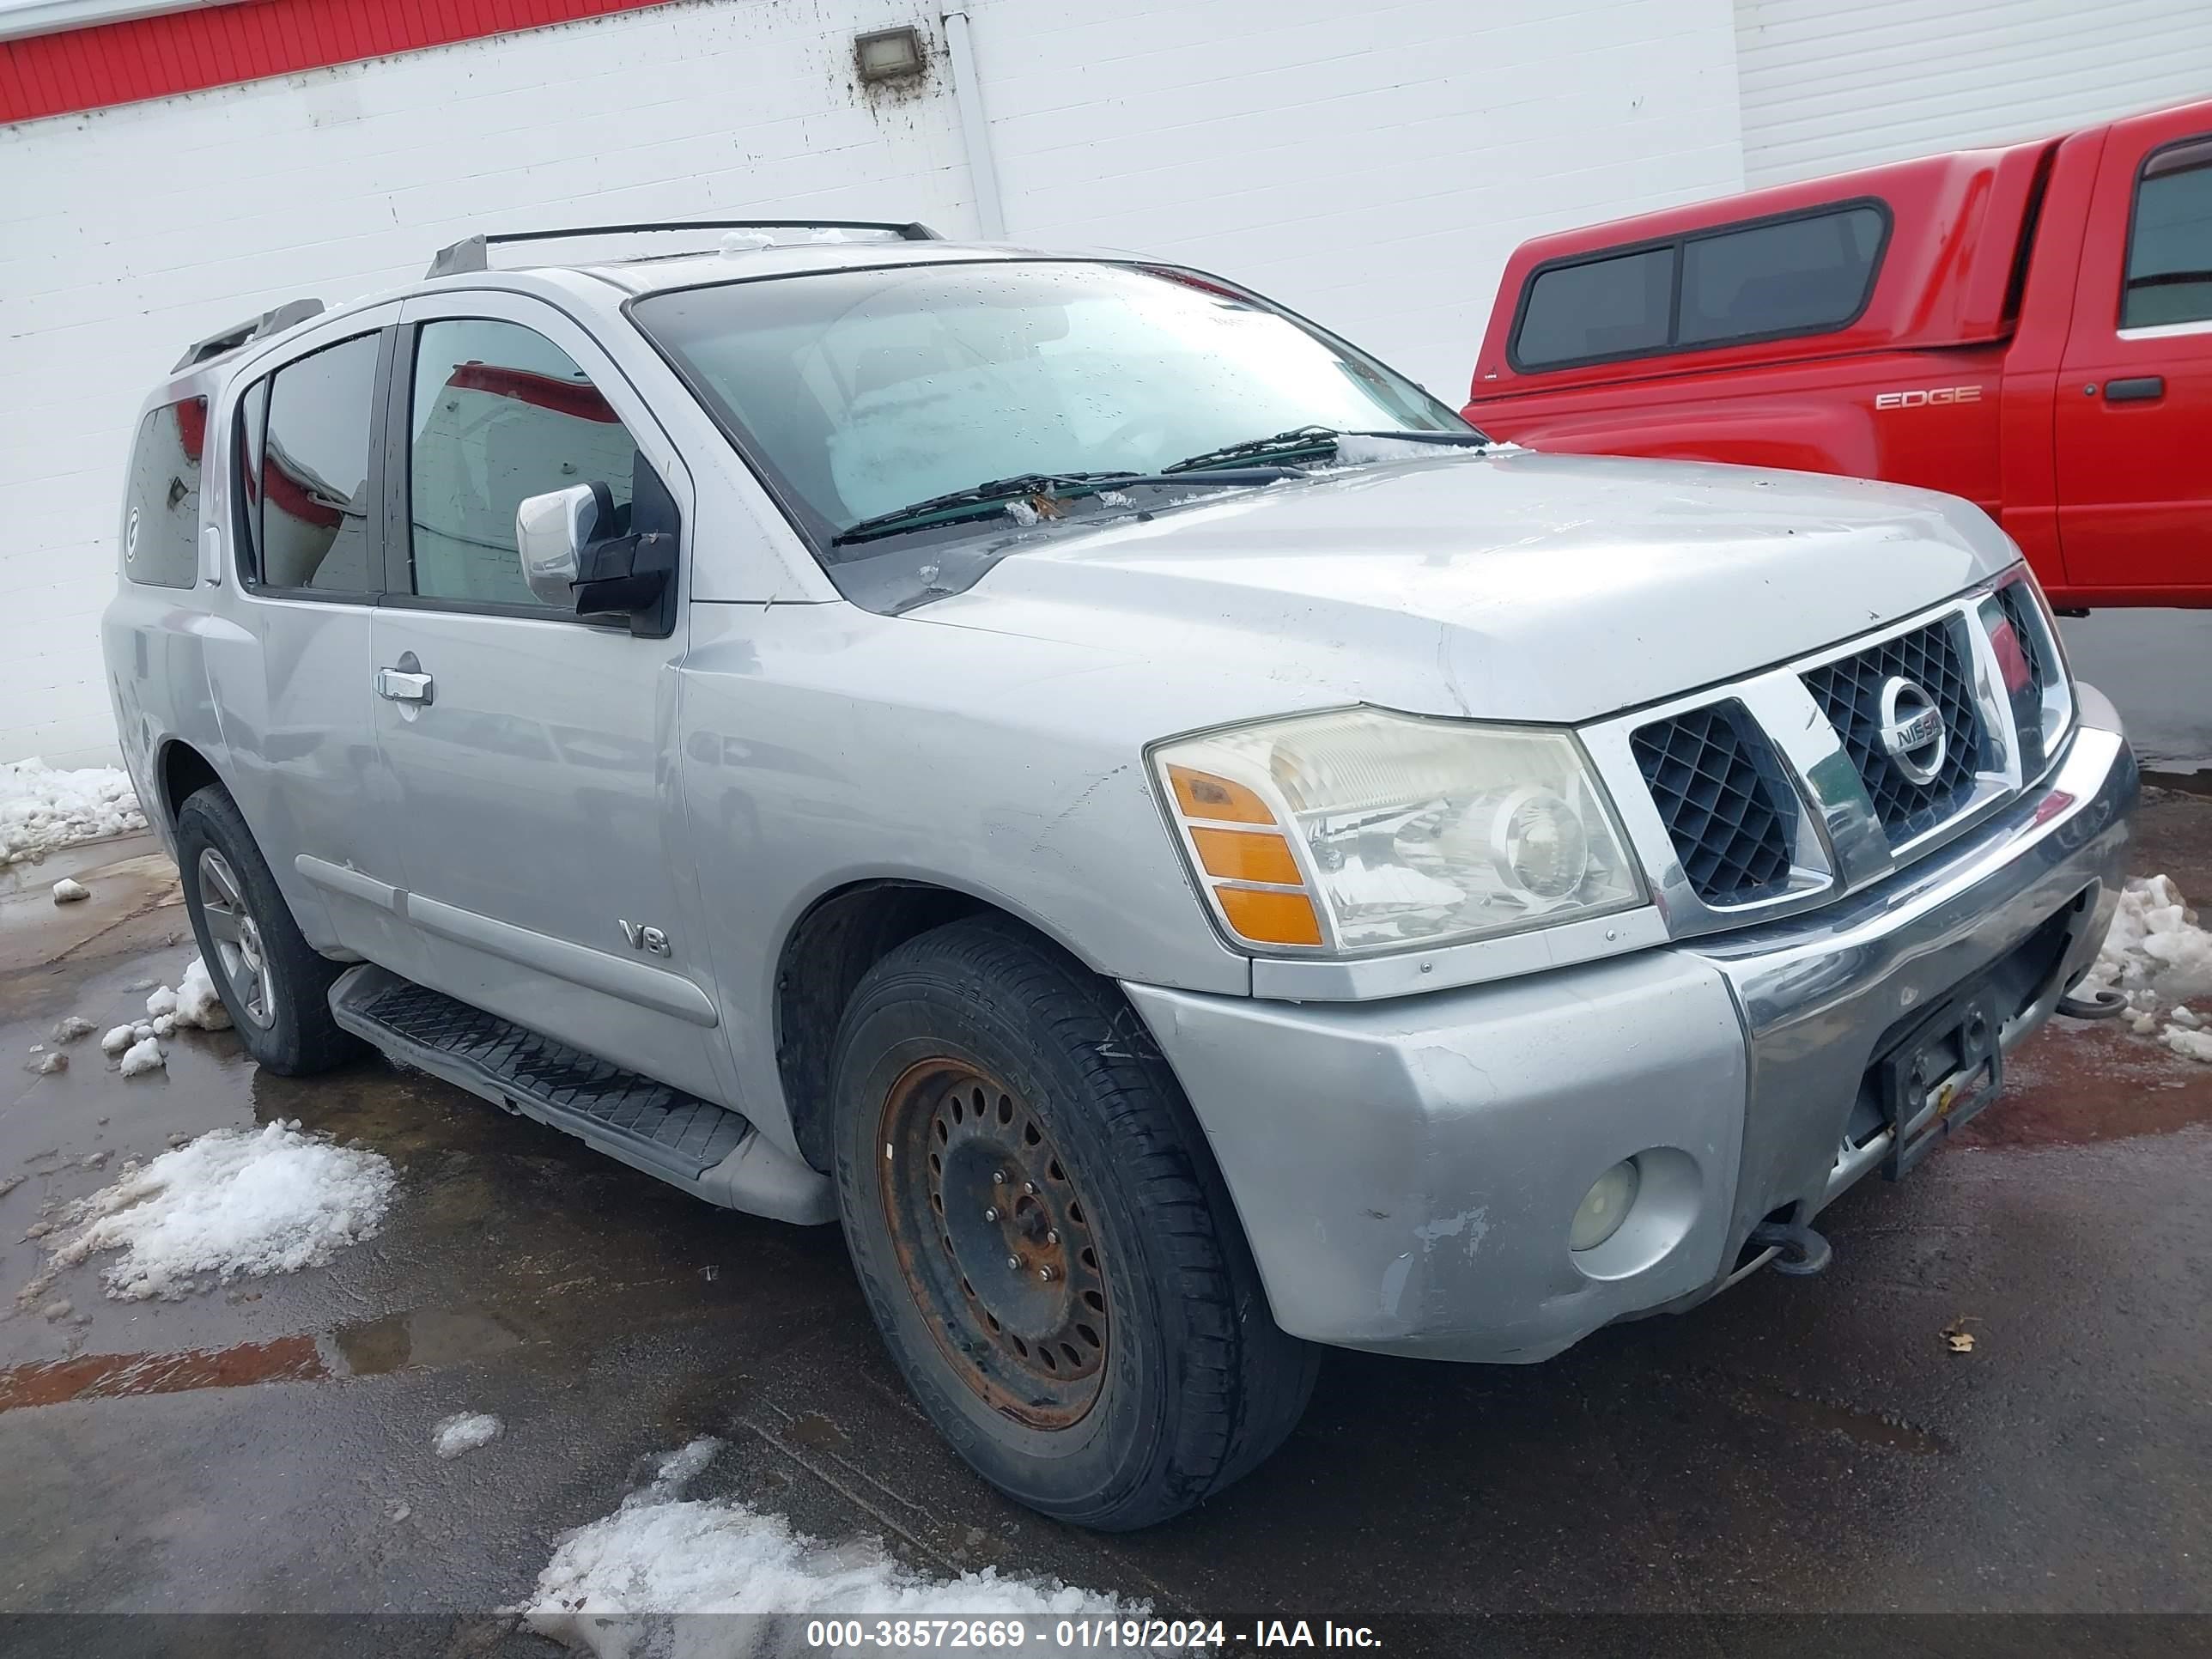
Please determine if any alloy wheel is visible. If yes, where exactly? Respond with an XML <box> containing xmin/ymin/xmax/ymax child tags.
<box><xmin>197</xmin><ymin>847</ymin><xmax>273</xmax><ymax>1029</ymax></box>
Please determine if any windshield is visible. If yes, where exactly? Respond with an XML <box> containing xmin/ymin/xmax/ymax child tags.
<box><xmin>630</xmin><ymin>259</ymin><xmax>1472</xmax><ymax>564</ymax></box>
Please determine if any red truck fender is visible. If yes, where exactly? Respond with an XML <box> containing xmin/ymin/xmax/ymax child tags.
<box><xmin>1492</xmin><ymin>398</ymin><xmax>1878</xmax><ymax>480</ymax></box>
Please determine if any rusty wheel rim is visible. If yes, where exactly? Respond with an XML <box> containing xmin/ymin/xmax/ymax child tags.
<box><xmin>878</xmin><ymin>1059</ymin><xmax>1109</xmax><ymax>1430</ymax></box>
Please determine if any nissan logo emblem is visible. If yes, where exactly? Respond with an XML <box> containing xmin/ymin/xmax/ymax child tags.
<box><xmin>1878</xmin><ymin>677</ymin><xmax>1948</xmax><ymax>786</ymax></box>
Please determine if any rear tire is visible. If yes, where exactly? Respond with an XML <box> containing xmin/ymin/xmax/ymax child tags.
<box><xmin>174</xmin><ymin>786</ymin><xmax>362</xmax><ymax>1076</ymax></box>
<box><xmin>831</xmin><ymin>915</ymin><xmax>1316</xmax><ymax>1530</ymax></box>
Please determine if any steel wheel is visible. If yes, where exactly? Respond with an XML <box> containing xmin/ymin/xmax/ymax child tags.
<box><xmin>879</xmin><ymin>1059</ymin><xmax>1110</xmax><ymax>1429</ymax></box>
<box><xmin>196</xmin><ymin>847</ymin><xmax>273</xmax><ymax>1029</ymax></box>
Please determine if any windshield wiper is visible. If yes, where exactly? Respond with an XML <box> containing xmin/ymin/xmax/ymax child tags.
<box><xmin>830</xmin><ymin>467</ymin><xmax>1301</xmax><ymax>546</ymax></box>
<box><xmin>1162</xmin><ymin>426</ymin><xmax>1492</xmax><ymax>475</ymax></box>
<box><xmin>1162</xmin><ymin>426</ymin><xmax>1343</xmax><ymax>473</ymax></box>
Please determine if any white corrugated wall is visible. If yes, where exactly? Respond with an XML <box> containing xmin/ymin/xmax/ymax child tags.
<box><xmin>0</xmin><ymin>0</ymin><xmax>1748</xmax><ymax>768</ymax></box>
<box><xmin>1736</xmin><ymin>0</ymin><xmax>2212</xmax><ymax>185</ymax></box>
<box><xmin>963</xmin><ymin>0</ymin><xmax>1745</xmax><ymax>399</ymax></box>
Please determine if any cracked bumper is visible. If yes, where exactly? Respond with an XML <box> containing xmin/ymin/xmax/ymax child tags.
<box><xmin>1125</xmin><ymin>713</ymin><xmax>2136</xmax><ymax>1364</ymax></box>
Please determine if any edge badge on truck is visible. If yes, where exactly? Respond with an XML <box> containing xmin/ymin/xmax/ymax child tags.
<box><xmin>1875</xmin><ymin>386</ymin><xmax>1984</xmax><ymax>410</ymax></box>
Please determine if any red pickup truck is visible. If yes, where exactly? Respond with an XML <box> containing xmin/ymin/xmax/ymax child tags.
<box><xmin>1463</xmin><ymin>98</ymin><xmax>2212</xmax><ymax>610</ymax></box>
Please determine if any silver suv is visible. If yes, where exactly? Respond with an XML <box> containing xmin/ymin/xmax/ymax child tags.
<box><xmin>106</xmin><ymin>220</ymin><xmax>2136</xmax><ymax>1528</ymax></box>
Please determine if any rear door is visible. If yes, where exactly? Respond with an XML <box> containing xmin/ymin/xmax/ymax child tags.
<box><xmin>368</xmin><ymin>289</ymin><xmax>723</xmax><ymax>1097</ymax></box>
<box><xmin>2055</xmin><ymin>107</ymin><xmax>2212</xmax><ymax>597</ymax></box>
<box><xmin>210</xmin><ymin>308</ymin><xmax>439</xmax><ymax>979</ymax></box>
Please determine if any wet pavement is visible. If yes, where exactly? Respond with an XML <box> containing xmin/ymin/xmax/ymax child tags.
<box><xmin>2060</xmin><ymin>610</ymin><xmax>2212</xmax><ymax>782</ymax></box>
<box><xmin>3</xmin><ymin>794</ymin><xmax>2212</xmax><ymax>1654</ymax></box>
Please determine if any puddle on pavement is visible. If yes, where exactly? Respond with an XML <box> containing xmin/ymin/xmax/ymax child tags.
<box><xmin>0</xmin><ymin>844</ymin><xmax>184</xmax><ymax>980</ymax></box>
<box><xmin>3</xmin><ymin>1300</ymin><xmax>565</xmax><ymax>1412</ymax></box>
<box><xmin>329</xmin><ymin>1304</ymin><xmax>531</xmax><ymax>1376</ymax></box>
<box><xmin>1968</xmin><ymin>1022</ymin><xmax>2212</xmax><ymax>1149</ymax></box>
<box><xmin>1717</xmin><ymin>1374</ymin><xmax>1950</xmax><ymax>1456</ymax></box>
<box><xmin>787</xmin><ymin>1410</ymin><xmax>852</xmax><ymax>1452</ymax></box>
<box><xmin>0</xmin><ymin>1334</ymin><xmax>329</xmax><ymax>1410</ymax></box>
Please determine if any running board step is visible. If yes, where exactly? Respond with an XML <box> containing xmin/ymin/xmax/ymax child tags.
<box><xmin>328</xmin><ymin>964</ymin><xmax>834</xmax><ymax>1223</ymax></box>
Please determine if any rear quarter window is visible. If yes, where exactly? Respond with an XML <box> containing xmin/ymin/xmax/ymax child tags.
<box><xmin>120</xmin><ymin>397</ymin><xmax>207</xmax><ymax>587</ymax></box>
<box><xmin>1511</xmin><ymin>201</ymin><xmax>1889</xmax><ymax>370</ymax></box>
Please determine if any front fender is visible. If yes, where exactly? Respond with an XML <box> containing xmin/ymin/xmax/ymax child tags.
<box><xmin>1492</xmin><ymin>398</ymin><xmax>1878</xmax><ymax>478</ymax></box>
<box><xmin>678</xmin><ymin>599</ymin><xmax>1258</xmax><ymax>1152</ymax></box>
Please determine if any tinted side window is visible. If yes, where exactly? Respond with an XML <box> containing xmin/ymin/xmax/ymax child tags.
<box><xmin>2125</xmin><ymin>137</ymin><xmax>2212</xmax><ymax>328</ymax></box>
<box><xmin>121</xmin><ymin>398</ymin><xmax>207</xmax><ymax>587</ymax></box>
<box><xmin>1679</xmin><ymin>206</ymin><xmax>1885</xmax><ymax>344</ymax></box>
<box><xmin>1515</xmin><ymin>247</ymin><xmax>1673</xmax><ymax>368</ymax></box>
<box><xmin>249</xmin><ymin>334</ymin><xmax>381</xmax><ymax>593</ymax></box>
<box><xmin>407</xmin><ymin>319</ymin><xmax>641</xmax><ymax>607</ymax></box>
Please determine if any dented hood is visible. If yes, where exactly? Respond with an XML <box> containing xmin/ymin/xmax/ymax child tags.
<box><xmin>928</xmin><ymin>449</ymin><xmax>2021</xmax><ymax>724</ymax></box>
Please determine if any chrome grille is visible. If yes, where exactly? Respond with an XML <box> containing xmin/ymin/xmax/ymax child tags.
<box><xmin>1991</xmin><ymin>583</ymin><xmax>2048</xmax><ymax>777</ymax></box>
<box><xmin>1800</xmin><ymin>615</ymin><xmax>1981</xmax><ymax>843</ymax></box>
<box><xmin>1631</xmin><ymin>702</ymin><xmax>1797</xmax><ymax>906</ymax></box>
<box><xmin>1588</xmin><ymin>574</ymin><xmax>2075</xmax><ymax>944</ymax></box>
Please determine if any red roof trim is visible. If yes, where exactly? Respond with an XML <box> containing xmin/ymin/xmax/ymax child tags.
<box><xmin>1</xmin><ymin>0</ymin><xmax>672</xmax><ymax>125</ymax></box>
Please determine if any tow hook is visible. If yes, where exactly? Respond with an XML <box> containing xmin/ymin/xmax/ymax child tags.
<box><xmin>2055</xmin><ymin>986</ymin><xmax>2129</xmax><ymax>1021</ymax></box>
<box><xmin>1751</xmin><ymin>1220</ymin><xmax>1832</xmax><ymax>1277</ymax></box>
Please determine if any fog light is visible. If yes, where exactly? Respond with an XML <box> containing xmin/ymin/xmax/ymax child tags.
<box><xmin>1570</xmin><ymin>1158</ymin><xmax>1640</xmax><ymax>1251</ymax></box>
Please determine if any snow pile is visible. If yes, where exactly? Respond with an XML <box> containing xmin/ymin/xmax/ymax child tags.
<box><xmin>99</xmin><ymin>1024</ymin><xmax>137</xmax><ymax>1055</ymax></box>
<box><xmin>118</xmin><ymin>1036</ymin><xmax>166</xmax><ymax>1077</ymax></box>
<box><xmin>525</xmin><ymin>1439</ymin><xmax>1151</xmax><ymax>1657</ymax></box>
<box><xmin>52</xmin><ymin>877</ymin><xmax>89</xmax><ymax>903</ymax></box>
<box><xmin>49</xmin><ymin>1121</ymin><xmax>396</xmax><ymax>1300</ymax></box>
<box><xmin>2076</xmin><ymin>873</ymin><xmax>2212</xmax><ymax>1062</ymax></box>
<box><xmin>434</xmin><ymin>1412</ymin><xmax>504</xmax><ymax>1459</ymax></box>
<box><xmin>2166</xmin><ymin>1020</ymin><xmax>2212</xmax><ymax>1064</ymax></box>
<box><xmin>131</xmin><ymin>959</ymin><xmax>232</xmax><ymax>1036</ymax></box>
<box><xmin>1329</xmin><ymin>434</ymin><xmax>1520</xmax><ymax>468</ymax></box>
<box><xmin>173</xmin><ymin>957</ymin><xmax>233</xmax><ymax>1031</ymax></box>
<box><xmin>0</xmin><ymin>758</ymin><xmax>145</xmax><ymax>867</ymax></box>
<box><xmin>52</xmin><ymin>1016</ymin><xmax>95</xmax><ymax>1043</ymax></box>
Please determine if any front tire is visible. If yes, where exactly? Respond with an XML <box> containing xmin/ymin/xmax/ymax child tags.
<box><xmin>831</xmin><ymin>916</ymin><xmax>1316</xmax><ymax>1530</ymax></box>
<box><xmin>174</xmin><ymin>786</ymin><xmax>362</xmax><ymax>1076</ymax></box>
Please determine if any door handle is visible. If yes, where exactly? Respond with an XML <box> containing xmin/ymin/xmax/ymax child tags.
<box><xmin>375</xmin><ymin>668</ymin><xmax>434</xmax><ymax>704</ymax></box>
<box><xmin>2105</xmin><ymin>375</ymin><xmax>2165</xmax><ymax>402</ymax></box>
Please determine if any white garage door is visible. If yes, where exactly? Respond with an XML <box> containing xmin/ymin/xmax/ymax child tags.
<box><xmin>1736</xmin><ymin>0</ymin><xmax>2212</xmax><ymax>185</ymax></box>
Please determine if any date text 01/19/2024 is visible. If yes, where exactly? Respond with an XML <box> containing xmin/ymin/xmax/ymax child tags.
<box><xmin>799</xmin><ymin>1618</ymin><xmax>1382</xmax><ymax>1649</ymax></box>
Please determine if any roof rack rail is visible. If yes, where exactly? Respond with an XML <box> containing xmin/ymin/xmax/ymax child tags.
<box><xmin>173</xmin><ymin>297</ymin><xmax>326</xmax><ymax>372</ymax></box>
<box><xmin>425</xmin><ymin>219</ymin><xmax>943</xmax><ymax>278</ymax></box>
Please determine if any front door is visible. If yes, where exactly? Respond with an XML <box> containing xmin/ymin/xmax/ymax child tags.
<box><xmin>2055</xmin><ymin>106</ymin><xmax>2212</xmax><ymax>598</ymax></box>
<box><xmin>368</xmin><ymin>291</ymin><xmax>724</xmax><ymax>1098</ymax></box>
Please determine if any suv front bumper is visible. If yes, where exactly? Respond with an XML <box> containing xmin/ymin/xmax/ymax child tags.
<box><xmin>1124</xmin><ymin>711</ymin><xmax>2136</xmax><ymax>1363</ymax></box>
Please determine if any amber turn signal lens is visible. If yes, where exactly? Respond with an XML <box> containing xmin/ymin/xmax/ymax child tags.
<box><xmin>1168</xmin><ymin>764</ymin><xmax>1275</xmax><ymax>824</ymax></box>
<box><xmin>1215</xmin><ymin>885</ymin><xmax>1323</xmax><ymax>947</ymax></box>
<box><xmin>1189</xmin><ymin>826</ymin><xmax>1302</xmax><ymax>885</ymax></box>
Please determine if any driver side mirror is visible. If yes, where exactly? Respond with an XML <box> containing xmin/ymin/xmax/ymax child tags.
<box><xmin>515</xmin><ymin>479</ymin><xmax>678</xmax><ymax>636</ymax></box>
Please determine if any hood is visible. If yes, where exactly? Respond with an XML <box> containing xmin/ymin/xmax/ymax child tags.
<box><xmin>919</xmin><ymin>450</ymin><xmax>2020</xmax><ymax>724</ymax></box>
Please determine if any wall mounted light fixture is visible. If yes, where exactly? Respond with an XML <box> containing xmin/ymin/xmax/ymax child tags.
<box><xmin>854</xmin><ymin>26</ymin><xmax>924</xmax><ymax>83</ymax></box>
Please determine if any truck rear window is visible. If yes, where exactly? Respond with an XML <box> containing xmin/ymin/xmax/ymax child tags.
<box><xmin>120</xmin><ymin>397</ymin><xmax>207</xmax><ymax>588</ymax></box>
<box><xmin>1512</xmin><ymin>202</ymin><xmax>1888</xmax><ymax>370</ymax></box>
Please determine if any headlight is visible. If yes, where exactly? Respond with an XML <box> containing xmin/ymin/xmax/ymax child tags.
<box><xmin>1152</xmin><ymin>708</ymin><xmax>1644</xmax><ymax>956</ymax></box>
<box><xmin>1983</xmin><ymin>565</ymin><xmax>2074</xmax><ymax>770</ymax></box>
